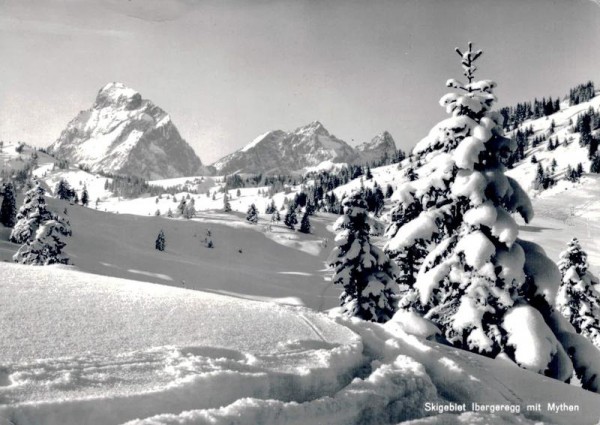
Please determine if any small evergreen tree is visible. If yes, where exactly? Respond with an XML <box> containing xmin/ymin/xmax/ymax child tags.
<box><xmin>223</xmin><ymin>194</ymin><xmax>232</xmax><ymax>212</ymax></box>
<box><xmin>271</xmin><ymin>209</ymin><xmax>281</xmax><ymax>222</ymax></box>
<box><xmin>557</xmin><ymin>238</ymin><xmax>600</xmax><ymax>348</ymax></box>
<box><xmin>167</xmin><ymin>208</ymin><xmax>173</xmax><ymax>218</ymax></box>
<box><xmin>299</xmin><ymin>211</ymin><xmax>311</xmax><ymax>233</ymax></box>
<box><xmin>81</xmin><ymin>186</ymin><xmax>89</xmax><ymax>207</ymax></box>
<box><xmin>155</xmin><ymin>229</ymin><xmax>166</xmax><ymax>251</ymax></box>
<box><xmin>246</xmin><ymin>203</ymin><xmax>259</xmax><ymax>224</ymax></box>
<box><xmin>283</xmin><ymin>204</ymin><xmax>297</xmax><ymax>230</ymax></box>
<box><xmin>265</xmin><ymin>199</ymin><xmax>277</xmax><ymax>214</ymax></box>
<box><xmin>55</xmin><ymin>179</ymin><xmax>74</xmax><ymax>201</ymax></box>
<box><xmin>0</xmin><ymin>182</ymin><xmax>17</xmax><ymax>228</ymax></box>
<box><xmin>385</xmin><ymin>184</ymin><xmax>394</xmax><ymax>199</ymax></box>
<box><xmin>183</xmin><ymin>202</ymin><xmax>195</xmax><ymax>219</ymax></box>
<box><xmin>177</xmin><ymin>198</ymin><xmax>187</xmax><ymax>216</ymax></box>
<box><xmin>534</xmin><ymin>162</ymin><xmax>545</xmax><ymax>189</ymax></box>
<box><xmin>328</xmin><ymin>192</ymin><xmax>399</xmax><ymax>322</ymax></box>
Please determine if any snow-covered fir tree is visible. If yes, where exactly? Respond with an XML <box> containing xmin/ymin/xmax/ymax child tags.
<box><xmin>328</xmin><ymin>191</ymin><xmax>399</xmax><ymax>322</ymax></box>
<box><xmin>223</xmin><ymin>194</ymin><xmax>231</xmax><ymax>212</ymax></box>
<box><xmin>13</xmin><ymin>219</ymin><xmax>71</xmax><ymax>265</ymax></box>
<box><xmin>384</xmin><ymin>43</ymin><xmax>578</xmax><ymax>383</ymax></box>
<box><xmin>55</xmin><ymin>179</ymin><xmax>74</xmax><ymax>201</ymax></box>
<box><xmin>284</xmin><ymin>204</ymin><xmax>297</xmax><ymax>230</ymax></box>
<box><xmin>272</xmin><ymin>209</ymin><xmax>281</xmax><ymax>223</ymax></box>
<box><xmin>183</xmin><ymin>200</ymin><xmax>196</xmax><ymax>219</ymax></box>
<box><xmin>155</xmin><ymin>229</ymin><xmax>166</xmax><ymax>251</ymax></box>
<box><xmin>556</xmin><ymin>238</ymin><xmax>600</xmax><ymax>348</ymax></box>
<box><xmin>299</xmin><ymin>210</ymin><xmax>311</xmax><ymax>234</ymax></box>
<box><xmin>10</xmin><ymin>182</ymin><xmax>69</xmax><ymax>244</ymax></box>
<box><xmin>177</xmin><ymin>198</ymin><xmax>187</xmax><ymax>216</ymax></box>
<box><xmin>265</xmin><ymin>199</ymin><xmax>277</xmax><ymax>214</ymax></box>
<box><xmin>246</xmin><ymin>203</ymin><xmax>258</xmax><ymax>224</ymax></box>
<box><xmin>0</xmin><ymin>182</ymin><xmax>17</xmax><ymax>228</ymax></box>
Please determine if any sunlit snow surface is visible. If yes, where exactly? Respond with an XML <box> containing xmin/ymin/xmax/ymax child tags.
<box><xmin>2</xmin><ymin>263</ymin><xmax>600</xmax><ymax>424</ymax></box>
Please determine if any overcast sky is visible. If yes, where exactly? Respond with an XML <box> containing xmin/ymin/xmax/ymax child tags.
<box><xmin>1</xmin><ymin>0</ymin><xmax>600</xmax><ymax>164</ymax></box>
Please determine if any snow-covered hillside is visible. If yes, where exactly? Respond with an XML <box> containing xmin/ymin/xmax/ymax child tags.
<box><xmin>48</xmin><ymin>83</ymin><xmax>205</xmax><ymax>180</ymax></box>
<box><xmin>0</xmin><ymin>141</ymin><xmax>56</xmax><ymax>178</ymax></box>
<box><xmin>505</xmin><ymin>92</ymin><xmax>600</xmax><ymax>193</ymax></box>
<box><xmin>0</xmin><ymin>194</ymin><xmax>340</xmax><ymax>309</ymax></box>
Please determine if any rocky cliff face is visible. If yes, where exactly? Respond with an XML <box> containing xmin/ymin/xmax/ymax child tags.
<box><xmin>355</xmin><ymin>131</ymin><xmax>398</xmax><ymax>165</ymax></box>
<box><xmin>49</xmin><ymin>83</ymin><xmax>204</xmax><ymax>180</ymax></box>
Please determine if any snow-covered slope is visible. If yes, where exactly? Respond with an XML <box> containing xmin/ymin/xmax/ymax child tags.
<box><xmin>505</xmin><ymin>93</ymin><xmax>600</xmax><ymax>193</ymax></box>
<box><xmin>48</xmin><ymin>83</ymin><xmax>204</xmax><ymax>180</ymax></box>
<box><xmin>355</xmin><ymin>131</ymin><xmax>398</xmax><ymax>165</ymax></box>
<box><xmin>0</xmin><ymin>195</ymin><xmax>341</xmax><ymax>310</ymax></box>
<box><xmin>0</xmin><ymin>141</ymin><xmax>56</xmax><ymax>177</ymax></box>
<box><xmin>2</xmin><ymin>262</ymin><xmax>600</xmax><ymax>425</ymax></box>
<box><xmin>211</xmin><ymin>121</ymin><xmax>359</xmax><ymax>175</ymax></box>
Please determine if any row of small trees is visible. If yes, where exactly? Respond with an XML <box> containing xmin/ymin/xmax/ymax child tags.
<box><xmin>245</xmin><ymin>202</ymin><xmax>312</xmax><ymax>233</ymax></box>
<box><xmin>56</xmin><ymin>179</ymin><xmax>89</xmax><ymax>206</ymax></box>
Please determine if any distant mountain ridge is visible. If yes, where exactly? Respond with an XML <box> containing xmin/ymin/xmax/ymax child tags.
<box><xmin>212</xmin><ymin>121</ymin><xmax>398</xmax><ymax>175</ymax></box>
<box><xmin>48</xmin><ymin>82</ymin><xmax>205</xmax><ymax>180</ymax></box>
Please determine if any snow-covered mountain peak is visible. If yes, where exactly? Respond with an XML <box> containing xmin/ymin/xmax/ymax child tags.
<box><xmin>211</xmin><ymin>120</ymin><xmax>403</xmax><ymax>174</ymax></box>
<box><xmin>355</xmin><ymin>131</ymin><xmax>398</xmax><ymax>165</ymax></box>
<box><xmin>94</xmin><ymin>82</ymin><xmax>142</xmax><ymax>110</ymax></box>
<box><xmin>240</xmin><ymin>130</ymin><xmax>287</xmax><ymax>153</ymax></box>
<box><xmin>295</xmin><ymin>120</ymin><xmax>329</xmax><ymax>136</ymax></box>
<box><xmin>211</xmin><ymin>121</ymin><xmax>358</xmax><ymax>175</ymax></box>
<box><xmin>48</xmin><ymin>83</ymin><xmax>204</xmax><ymax>179</ymax></box>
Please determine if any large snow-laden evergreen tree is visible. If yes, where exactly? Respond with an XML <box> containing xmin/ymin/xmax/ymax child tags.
<box><xmin>328</xmin><ymin>191</ymin><xmax>399</xmax><ymax>322</ymax></box>
<box><xmin>556</xmin><ymin>238</ymin><xmax>600</xmax><ymax>348</ymax></box>
<box><xmin>384</xmin><ymin>43</ymin><xmax>576</xmax><ymax>382</ymax></box>
<box><xmin>13</xmin><ymin>219</ymin><xmax>71</xmax><ymax>265</ymax></box>
<box><xmin>11</xmin><ymin>181</ymin><xmax>72</xmax><ymax>265</ymax></box>
<box><xmin>10</xmin><ymin>182</ymin><xmax>69</xmax><ymax>244</ymax></box>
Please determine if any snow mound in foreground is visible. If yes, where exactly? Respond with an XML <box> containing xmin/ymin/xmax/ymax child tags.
<box><xmin>2</xmin><ymin>263</ymin><xmax>600</xmax><ymax>425</ymax></box>
<box><xmin>0</xmin><ymin>263</ymin><xmax>362</xmax><ymax>425</ymax></box>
